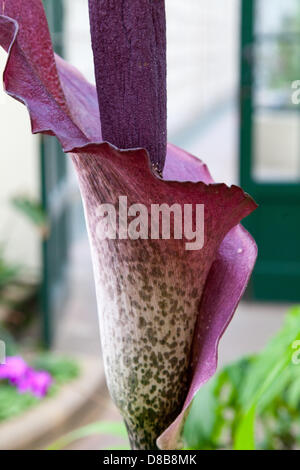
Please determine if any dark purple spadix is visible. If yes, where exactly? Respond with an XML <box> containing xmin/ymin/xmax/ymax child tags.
<box><xmin>88</xmin><ymin>0</ymin><xmax>167</xmax><ymax>172</ymax></box>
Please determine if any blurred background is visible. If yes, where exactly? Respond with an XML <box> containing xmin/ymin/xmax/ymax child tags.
<box><xmin>0</xmin><ymin>0</ymin><xmax>300</xmax><ymax>450</ymax></box>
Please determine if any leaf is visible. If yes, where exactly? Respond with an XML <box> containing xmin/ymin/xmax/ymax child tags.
<box><xmin>184</xmin><ymin>358</ymin><xmax>251</xmax><ymax>450</ymax></box>
<box><xmin>183</xmin><ymin>378</ymin><xmax>219</xmax><ymax>449</ymax></box>
<box><xmin>48</xmin><ymin>421</ymin><xmax>129</xmax><ymax>450</ymax></box>
<box><xmin>234</xmin><ymin>355</ymin><xmax>289</xmax><ymax>450</ymax></box>
<box><xmin>234</xmin><ymin>307</ymin><xmax>300</xmax><ymax>450</ymax></box>
<box><xmin>234</xmin><ymin>404</ymin><xmax>256</xmax><ymax>450</ymax></box>
<box><xmin>286</xmin><ymin>375</ymin><xmax>300</xmax><ymax>409</ymax></box>
<box><xmin>184</xmin><ymin>306</ymin><xmax>300</xmax><ymax>451</ymax></box>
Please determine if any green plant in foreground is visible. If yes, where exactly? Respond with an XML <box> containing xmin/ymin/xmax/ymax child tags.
<box><xmin>184</xmin><ymin>306</ymin><xmax>300</xmax><ymax>450</ymax></box>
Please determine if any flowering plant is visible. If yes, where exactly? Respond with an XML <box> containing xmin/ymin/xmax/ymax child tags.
<box><xmin>0</xmin><ymin>0</ymin><xmax>257</xmax><ymax>449</ymax></box>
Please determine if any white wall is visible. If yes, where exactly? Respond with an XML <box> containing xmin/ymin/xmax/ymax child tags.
<box><xmin>0</xmin><ymin>49</ymin><xmax>40</xmax><ymax>272</ymax></box>
<box><xmin>64</xmin><ymin>0</ymin><xmax>95</xmax><ymax>83</ymax></box>
<box><xmin>254</xmin><ymin>111</ymin><xmax>300</xmax><ymax>181</ymax></box>
<box><xmin>166</xmin><ymin>0</ymin><xmax>240</xmax><ymax>135</ymax></box>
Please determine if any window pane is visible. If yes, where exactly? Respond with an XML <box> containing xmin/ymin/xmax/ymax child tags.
<box><xmin>253</xmin><ymin>110</ymin><xmax>300</xmax><ymax>181</ymax></box>
<box><xmin>256</xmin><ymin>0</ymin><xmax>300</xmax><ymax>35</ymax></box>
<box><xmin>254</xmin><ymin>41</ymin><xmax>300</xmax><ymax>107</ymax></box>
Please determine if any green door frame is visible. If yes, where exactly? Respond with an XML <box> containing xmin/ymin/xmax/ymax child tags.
<box><xmin>41</xmin><ymin>0</ymin><xmax>70</xmax><ymax>346</ymax></box>
<box><xmin>240</xmin><ymin>0</ymin><xmax>300</xmax><ymax>301</ymax></box>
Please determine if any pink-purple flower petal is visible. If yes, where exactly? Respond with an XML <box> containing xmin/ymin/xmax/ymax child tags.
<box><xmin>0</xmin><ymin>357</ymin><xmax>52</xmax><ymax>398</ymax></box>
<box><xmin>0</xmin><ymin>356</ymin><xmax>28</xmax><ymax>383</ymax></box>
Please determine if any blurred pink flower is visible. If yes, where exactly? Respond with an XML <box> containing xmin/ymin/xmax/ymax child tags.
<box><xmin>0</xmin><ymin>356</ymin><xmax>52</xmax><ymax>398</ymax></box>
<box><xmin>0</xmin><ymin>356</ymin><xmax>28</xmax><ymax>384</ymax></box>
<box><xmin>17</xmin><ymin>369</ymin><xmax>52</xmax><ymax>398</ymax></box>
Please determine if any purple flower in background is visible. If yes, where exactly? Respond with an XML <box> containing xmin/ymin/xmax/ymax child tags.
<box><xmin>17</xmin><ymin>369</ymin><xmax>52</xmax><ymax>399</ymax></box>
<box><xmin>0</xmin><ymin>356</ymin><xmax>52</xmax><ymax>398</ymax></box>
<box><xmin>0</xmin><ymin>356</ymin><xmax>28</xmax><ymax>384</ymax></box>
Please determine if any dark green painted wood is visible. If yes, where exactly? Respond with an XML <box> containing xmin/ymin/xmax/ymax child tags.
<box><xmin>240</xmin><ymin>0</ymin><xmax>300</xmax><ymax>301</ymax></box>
<box><xmin>40</xmin><ymin>0</ymin><xmax>69</xmax><ymax>346</ymax></box>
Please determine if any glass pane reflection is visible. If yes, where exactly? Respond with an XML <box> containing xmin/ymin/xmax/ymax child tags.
<box><xmin>253</xmin><ymin>110</ymin><xmax>300</xmax><ymax>182</ymax></box>
<box><xmin>256</xmin><ymin>0</ymin><xmax>300</xmax><ymax>36</ymax></box>
<box><xmin>254</xmin><ymin>41</ymin><xmax>300</xmax><ymax>108</ymax></box>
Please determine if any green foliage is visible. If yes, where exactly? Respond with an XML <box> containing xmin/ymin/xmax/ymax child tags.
<box><xmin>32</xmin><ymin>354</ymin><xmax>79</xmax><ymax>385</ymax></box>
<box><xmin>184</xmin><ymin>306</ymin><xmax>300</xmax><ymax>450</ymax></box>
<box><xmin>0</xmin><ymin>355</ymin><xmax>79</xmax><ymax>423</ymax></box>
<box><xmin>0</xmin><ymin>383</ymin><xmax>38</xmax><ymax>422</ymax></box>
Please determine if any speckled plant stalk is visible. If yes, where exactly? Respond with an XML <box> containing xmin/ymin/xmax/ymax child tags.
<box><xmin>0</xmin><ymin>0</ymin><xmax>258</xmax><ymax>450</ymax></box>
<box><xmin>72</xmin><ymin>151</ymin><xmax>198</xmax><ymax>449</ymax></box>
